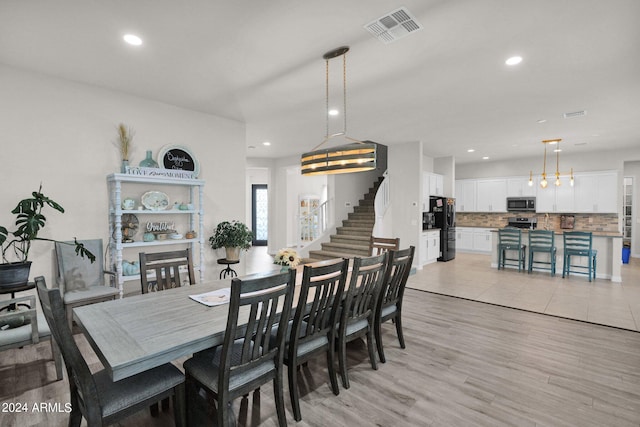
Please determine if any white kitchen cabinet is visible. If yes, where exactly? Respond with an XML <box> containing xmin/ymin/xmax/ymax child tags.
<box><xmin>429</xmin><ymin>173</ymin><xmax>444</xmax><ymax>197</ymax></box>
<box><xmin>535</xmin><ymin>179</ymin><xmax>574</xmax><ymax>213</ymax></box>
<box><xmin>421</xmin><ymin>230</ymin><xmax>441</xmax><ymax>266</ymax></box>
<box><xmin>573</xmin><ymin>171</ymin><xmax>618</xmax><ymax>213</ymax></box>
<box><xmin>476</xmin><ymin>179</ymin><xmax>507</xmax><ymax>212</ymax></box>
<box><xmin>107</xmin><ymin>173</ymin><xmax>205</xmax><ymax>297</ymax></box>
<box><xmin>455</xmin><ymin>179</ymin><xmax>477</xmax><ymax>212</ymax></box>
<box><xmin>456</xmin><ymin>227</ymin><xmax>474</xmax><ymax>251</ymax></box>
<box><xmin>507</xmin><ymin>177</ymin><xmax>536</xmax><ymax>197</ymax></box>
<box><xmin>457</xmin><ymin>227</ymin><xmax>492</xmax><ymax>253</ymax></box>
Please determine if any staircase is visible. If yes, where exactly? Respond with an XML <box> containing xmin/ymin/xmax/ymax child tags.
<box><xmin>308</xmin><ymin>177</ymin><xmax>383</xmax><ymax>261</ymax></box>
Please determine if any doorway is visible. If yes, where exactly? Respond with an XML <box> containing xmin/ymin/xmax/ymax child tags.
<box><xmin>252</xmin><ymin>184</ymin><xmax>268</xmax><ymax>246</ymax></box>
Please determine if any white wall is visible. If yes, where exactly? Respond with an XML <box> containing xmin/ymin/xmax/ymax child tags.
<box><xmin>0</xmin><ymin>65</ymin><xmax>246</xmax><ymax>281</ymax></box>
<box><xmin>388</xmin><ymin>141</ymin><xmax>422</xmax><ymax>265</ymax></box>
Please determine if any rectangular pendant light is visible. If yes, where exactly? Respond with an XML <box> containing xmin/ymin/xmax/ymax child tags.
<box><xmin>301</xmin><ymin>142</ymin><xmax>377</xmax><ymax>176</ymax></box>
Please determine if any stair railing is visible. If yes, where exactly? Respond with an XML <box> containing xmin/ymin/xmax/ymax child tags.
<box><xmin>373</xmin><ymin>170</ymin><xmax>390</xmax><ymax>236</ymax></box>
<box><xmin>297</xmin><ymin>198</ymin><xmax>334</xmax><ymax>248</ymax></box>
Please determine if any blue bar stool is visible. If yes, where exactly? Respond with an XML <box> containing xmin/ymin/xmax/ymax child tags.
<box><xmin>498</xmin><ymin>227</ymin><xmax>526</xmax><ymax>272</ymax></box>
<box><xmin>528</xmin><ymin>230</ymin><xmax>556</xmax><ymax>276</ymax></box>
<box><xmin>562</xmin><ymin>231</ymin><xmax>597</xmax><ymax>281</ymax></box>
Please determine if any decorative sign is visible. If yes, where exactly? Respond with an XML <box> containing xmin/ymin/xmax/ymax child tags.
<box><xmin>157</xmin><ymin>145</ymin><xmax>200</xmax><ymax>177</ymax></box>
<box><xmin>127</xmin><ymin>167</ymin><xmax>195</xmax><ymax>180</ymax></box>
<box><xmin>146</xmin><ymin>221</ymin><xmax>176</xmax><ymax>233</ymax></box>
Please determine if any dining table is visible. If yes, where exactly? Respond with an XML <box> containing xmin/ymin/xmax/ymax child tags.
<box><xmin>74</xmin><ymin>273</ymin><xmax>267</xmax><ymax>382</ymax></box>
<box><xmin>74</xmin><ymin>259</ymin><xmax>354</xmax><ymax>382</ymax></box>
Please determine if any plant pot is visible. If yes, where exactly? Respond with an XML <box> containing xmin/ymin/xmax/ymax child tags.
<box><xmin>225</xmin><ymin>247</ymin><xmax>240</xmax><ymax>261</ymax></box>
<box><xmin>0</xmin><ymin>261</ymin><xmax>32</xmax><ymax>289</ymax></box>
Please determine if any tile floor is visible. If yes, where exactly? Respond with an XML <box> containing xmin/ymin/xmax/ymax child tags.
<box><xmin>245</xmin><ymin>246</ymin><xmax>640</xmax><ymax>332</ymax></box>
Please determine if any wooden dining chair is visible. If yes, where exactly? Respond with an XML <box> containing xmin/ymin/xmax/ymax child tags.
<box><xmin>0</xmin><ymin>295</ymin><xmax>63</xmax><ymax>381</ymax></box>
<box><xmin>182</xmin><ymin>269</ymin><xmax>295</xmax><ymax>427</ymax></box>
<box><xmin>337</xmin><ymin>252</ymin><xmax>388</xmax><ymax>389</ymax></box>
<box><xmin>374</xmin><ymin>246</ymin><xmax>415</xmax><ymax>363</ymax></box>
<box><xmin>139</xmin><ymin>248</ymin><xmax>195</xmax><ymax>294</ymax></box>
<box><xmin>54</xmin><ymin>239</ymin><xmax>119</xmax><ymax>329</ymax></box>
<box><xmin>283</xmin><ymin>258</ymin><xmax>348</xmax><ymax>421</ymax></box>
<box><xmin>35</xmin><ymin>276</ymin><xmax>186</xmax><ymax>427</ymax></box>
<box><xmin>369</xmin><ymin>236</ymin><xmax>400</xmax><ymax>256</ymax></box>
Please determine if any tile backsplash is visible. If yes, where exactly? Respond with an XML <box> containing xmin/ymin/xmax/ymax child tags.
<box><xmin>456</xmin><ymin>212</ymin><xmax>619</xmax><ymax>232</ymax></box>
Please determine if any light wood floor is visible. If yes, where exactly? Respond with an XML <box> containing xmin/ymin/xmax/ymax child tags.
<box><xmin>2</xmin><ymin>284</ymin><xmax>640</xmax><ymax>426</ymax></box>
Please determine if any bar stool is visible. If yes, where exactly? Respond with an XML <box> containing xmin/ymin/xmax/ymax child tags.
<box><xmin>528</xmin><ymin>230</ymin><xmax>556</xmax><ymax>276</ymax></box>
<box><xmin>498</xmin><ymin>227</ymin><xmax>526</xmax><ymax>272</ymax></box>
<box><xmin>562</xmin><ymin>231</ymin><xmax>597</xmax><ymax>281</ymax></box>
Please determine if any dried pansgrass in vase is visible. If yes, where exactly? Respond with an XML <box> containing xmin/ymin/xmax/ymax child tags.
<box><xmin>114</xmin><ymin>123</ymin><xmax>134</xmax><ymax>161</ymax></box>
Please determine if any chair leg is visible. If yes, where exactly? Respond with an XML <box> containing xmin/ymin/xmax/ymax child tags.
<box><xmin>50</xmin><ymin>339</ymin><xmax>63</xmax><ymax>381</ymax></box>
<box><xmin>338</xmin><ymin>335</ymin><xmax>349</xmax><ymax>389</ymax></box>
<box><xmin>588</xmin><ymin>255</ymin><xmax>592</xmax><ymax>282</ymax></box>
<box><xmin>327</xmin><ymin>339</ymin><xmax>340</xmax><ymax>396</ymax></box>
<box><xmin>528</xmin><ymin>251</ymin><xmax>533</xmax><ymax>274</ymax></box>
<box><xmin>366</xmin><ymin>329</ymin><xmax>378</xmax><ymax>371</ymax></box>
<box><xmin>288</xmin><ymin>362</ymin><xmax>302</xmax><ymax>421</ymax></box>
<box><xmin>69</xmin><ymin>390</ymin><xmax>82</xmax><ymax>427</ymax></box>
<box><xmin>173</xmin><ymin>382</ymin><xmax>186</xmax><ymax>427</ymax></box>
<box><xmin>562</xmin><ymin>254</ymin><xmax>567</xmax><ymax>278</ymax></box>
<box><xmin>395</xmin><ymin>314</ymin><xmax>405</xmax><ymax>349</ymax></box>
<box><xmin>273</xmin><ymin>370</ymin><xmax>287</xmax><ymax>427</ymax></box>
<box><xmin>375</xmin><ymin>318</ymin><xmax>386</xmax><ymax>363</ymax></box>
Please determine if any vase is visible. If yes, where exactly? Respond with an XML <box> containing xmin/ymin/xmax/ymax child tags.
<box><xmin>121</xmin><ymin>160</ymin><xmax>130</xmax><ymax>173</ymax></box>
<box><xmin>139</xmin><ymin>150</ymin><xmax>159</xmax><ymax>168</ymax></box>
<box><xmin>0</xmin><ymin>261</ymin><xmax>32</xmax><ymax>289</ymax></box>
<box><xmin>225</xmin><ymin>247</ymin><xmax>240</xmax><ymax>261</ymax></box>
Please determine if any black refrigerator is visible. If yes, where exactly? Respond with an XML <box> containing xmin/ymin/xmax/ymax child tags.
<box><xmin>430</xmin><ymin>196</ymin><xmax>456</xmax><ymax>261</ymax></box>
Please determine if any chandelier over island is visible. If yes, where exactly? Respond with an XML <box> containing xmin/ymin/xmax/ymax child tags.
<box><xmin>300</xmin><ymin>46</ymin><xmax>377</xmax><ymax>176</ymax></box>
<box><xmin>529</xmin><ymin>139</ymin><xmax>574</xmax><ymax>188</ymax></box>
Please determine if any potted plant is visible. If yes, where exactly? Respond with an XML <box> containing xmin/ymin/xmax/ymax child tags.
<box><xmin>209</xmin><ymin>220</ymin><xmax>253</xmax><ymax>261</ymax></box>
<box><xmin>0</xmin><ymin>185</ymin><xmax>95</xmax><ymax>289</ymax></box>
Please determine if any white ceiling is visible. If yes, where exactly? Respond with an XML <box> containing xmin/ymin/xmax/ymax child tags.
<box><xmin>1</xmin><ymin>0</ymin><xmax>639</xmax><ymax>164</ymax></box>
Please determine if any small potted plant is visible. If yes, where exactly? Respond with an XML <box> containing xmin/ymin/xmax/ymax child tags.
<box><xmin>209</xmin><ymin>220</ymin><xmax>253</xmax><ymax>261</ymax></box>
<box><xmin>0</xmin><ymin>185</ymin><xmax>95</xmax><ymax>289</ymax></box>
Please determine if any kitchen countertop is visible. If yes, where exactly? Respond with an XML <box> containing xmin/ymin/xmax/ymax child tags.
<box><xmin>487</xmin><ymin>228</ymin><xmax>622</xmax><ymax>238</ymax></box>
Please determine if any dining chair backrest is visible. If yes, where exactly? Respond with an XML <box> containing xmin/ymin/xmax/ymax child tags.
<box><xmin>498</xmin><ymin>227</ymin><xmax>522</xmax><ymax>247</ymax></box>
<box><xmin>220</xmin><ymin>269</ymin><xmax>295</xmax><ymax>395</ymax></box>
<box><xmin>563</xmin><ymin>231</ymin><xmax>593</xmax><ymax>254</ymax></box>
<box><xmin>369</xmin><ymin>236</ymin><xmax>400</xmax><ymax>256</ymax></box>
<box><xmin>55</xmin><ymin>239</ymin><xmax>111</xmax><ymax>293</ymax></box>
<box><xmin>292</xmin><ymin>258</ymin><xmax>349</xmax><ymax>348</ymax></box>
<box><xmin>378</xmin><ymin>246</ymin><xmax>415</xmax><ymax>314</ymax></box>
<box><xmin>139</xmin><ymin>248</ymin><xmax>195</xmax><ymax>293</ymax></box>
<box><xmin>344</xmin><ymin>252</ymin><xmax>389</xmax><ymax>325</ymax></box>
<box><xmin>529</xmin><ymin>229</ymin><xmax>555</xmax><ymax>250</ymax></box>
<box><xmin>35</xmin><ymin>276</ymin><xmax>102</xmax><ymax>422</ymax></box>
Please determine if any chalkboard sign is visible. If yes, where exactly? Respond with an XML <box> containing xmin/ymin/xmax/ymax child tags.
<box><xmin>157</xmin><ymin>145</ymin><xmax>200</xmax><ymax>177</ymax></box>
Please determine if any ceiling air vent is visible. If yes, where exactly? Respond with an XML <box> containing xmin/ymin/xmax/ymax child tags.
<box><xmin>563</xmin><ymin>110</ymin><xmax>587</xmax><ymax>119</ymax></box>
<box><xmin>364</xmin><ymin>7</ymin><xmax>423</xmax><ymax>44</ymax></box>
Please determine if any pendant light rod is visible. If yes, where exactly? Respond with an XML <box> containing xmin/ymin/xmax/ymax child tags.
<box><xmin>529</xmin><ymin>138</ymin><xmax>574</xmax><ymax>189</ymax></box>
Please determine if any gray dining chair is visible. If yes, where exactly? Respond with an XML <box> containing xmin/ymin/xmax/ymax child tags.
<box><xmin>369</xmin><ymin>236</ymin><xmax>400</xmax><ymax>256</ymax></box>
<box><xmin>139</xmin><ymin>248</ymin><xmax>195</xmax><ymax>294</ymax></box>
<box><xmin>374</xmin><ymin>246</ymin><xmax>415</xmax><ymax>363</ymax></box>
<box><xmin>337</xmin><ymin>252</ymin><xmax>388</xmax><ymax>389</ymax></box>
<box><xmin>35</xmin><ymin>276</ymin><xmax>186</xmax><ymax>427</ymax></box>
<box><xmin>183</xmin><ymin>269</ymin><xmax>295</xmax><ymax>427</ymax></box>
<box><xmin>283</xmin><ymin>258</ymin><xmax>348</xmax><ymax>421</ymax></box>
<box><xmin>0</xmin><ymin>295</ymin><xmax>63</xmax><ymax>381</ymax></box>
<box><xmin>54</xmin><ymin>239</ymin><xmax>119</xmax><ymax>329</ymax></box>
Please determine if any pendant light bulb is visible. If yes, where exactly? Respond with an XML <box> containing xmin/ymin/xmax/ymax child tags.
<box><xmin>540</xmin><ymin>173</ymin><xmax>548</xmax><ymax>188</ymax></box>
<box><xmin>528</xmin><ymin>171</ymin><xmax>533</xmax><ymax>186</ymax></box>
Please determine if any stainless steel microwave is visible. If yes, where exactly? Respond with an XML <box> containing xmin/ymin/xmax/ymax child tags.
<box><xmin>506</xmin><ymin>197</ymin><xmax>536</xmax><ymax>212</ymax></box>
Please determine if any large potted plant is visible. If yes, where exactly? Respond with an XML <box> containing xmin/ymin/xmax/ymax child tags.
<box><xmin>208</xmin><ymin>220</ymin><xmax>253</xmax><ymax>261</ymax></box>
<box><xmin>0</xmin><ymin>185</ymin><xmax>95</xmax><ymax>289</ymax></box>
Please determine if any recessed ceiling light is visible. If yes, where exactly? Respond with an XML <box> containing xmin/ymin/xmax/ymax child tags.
<box><xmin>328</xmin><ymin>109</ymin><xmax>339</xmax><ymax>116</ymax></box>
<box><xmin>467</xmin><ymin>149</ymin><xmax>475</xmax><ymax>153</ymax></box>
<box><xmin>123</xmin><ymin>34</ymin><xmax>143</xmax><ymax>46</ymax></box>
<box><xmin>505</xmin><ymin>56</ymin><xmax>522</xmax><ymax>66</ymax></box>
<box><xmin>537</xmin><ymin>119</ymin><xmax>547</xmax><ymax>124</ymax></box>
<box><xmin>262</xmin><ymin>141</ymin><xmax>271</xmax><ymax>146</ymax></box>
<box><xmin>482</xmin><ymin>156</ymin><xmax>490</xmax><ymax>160</ymax></box>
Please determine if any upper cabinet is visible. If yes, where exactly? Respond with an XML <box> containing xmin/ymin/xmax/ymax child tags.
<box><xmin>506</xmin><ymin>177</ymin><xmax>536</xmax><ymax>197</ymax></box>
<box><xmin>475</xmin><ymin>179</ymin><xmax>507</xmax><ymax>212</ymax></box>
<box><xmin>573</xmin><ymin>171</ymin><xmax>618</xmax><ymax>213</ymax></box>
<box><xmin>455</xmin><ymin>179</ymin><xmax>477</xmax><ymax>212</ymax></box>
<box><xmin>422</xmin><ymin>172</ymin><xmax>445</xmax><ymax>211</ymax></box>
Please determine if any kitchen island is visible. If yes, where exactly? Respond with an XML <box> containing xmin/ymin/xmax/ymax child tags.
<box><xmin>490</xmin><ymin>229</ymin><xmax>623</xmax><ymax>282</ymax></box>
